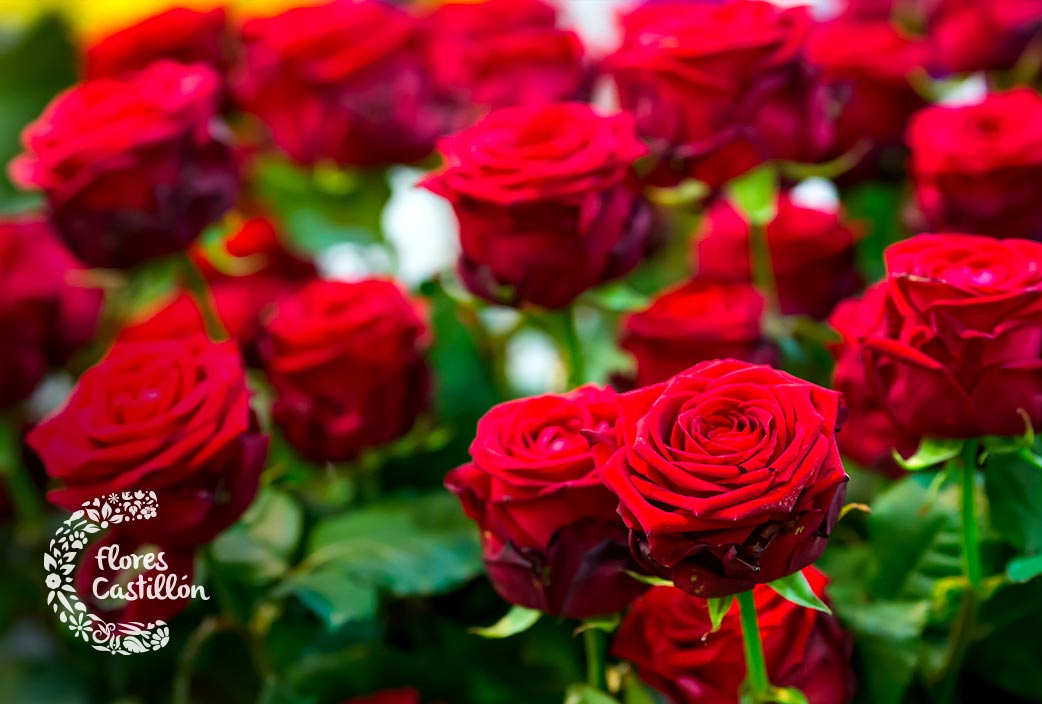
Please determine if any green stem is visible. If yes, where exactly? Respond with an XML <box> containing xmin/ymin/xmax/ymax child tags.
<box><xmin>584</xmin><ymin>628</ymin><xmax>607</xmax><ymax>691</ymax></box>
<box><xmin>0</xmin><ymin>419</ymin><xmax>43</xmax><ymax>536</ymax></box>
<box><xmin>737</xmin><ymin>590</ymin><xmax>771</xmax><ymax>699</ymax></box>
<box><xmin>559</xmin><ymin>306</ymin><xmax>586</xmax><ymax>389</ymax></box>
<box><xmin>179</xmin><ymin>254</ymin><xmax>228</xmax><ymax>342</ymax></box>
<box><xmin>172</xmin><ymin>615</ymin><xmax>228</xmax><ymax>704</ymax></box>
<box><xmin>958</xmin><ymin>441</ymin><xmax>983</xmax><ymax>593</ymax></box>
<box><xmin>749</xmin><ymin>222</ymin><xmax>780</xmax><ymax>322</ymax></box>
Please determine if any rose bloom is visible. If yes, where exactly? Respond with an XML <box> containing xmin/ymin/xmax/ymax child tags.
<box><xmin>84</xmin><ymin>7</ymin><xmax>229</xmax><ymax>80</ymax></box>
<box><xmin>621</xmin><ymin>280</ymin><xmax>772</xmax><ymax>388</ymax></box>
<box><xmin>343</xmin><ymin>690</ymin><xmax>420</xmax><ymax>704</ymax></box>
<box><xmin>446</xmin><ymin>386</ymin><xmax>648</xmax><ymax>618</ymax></box>
<box><xmin>422</xmin><ymin>102</ymin><xmax>653</xmax><ymax>308</ymax></box>
<box><xmin>27</xmin><ymin>334</ymin><xmax>267</xmax><ymax>548</ymax></box>
<box><xmin>424</xmin><ymin>0</ymin><xmax>586</xmax><ymax>126</ymax></box>
<box><xmin>929</xmin><ymin>0</ymin><xmax>1042</xmax><ymax>74</ymax></box>
<box><xmin>908</xmin><ymin>89</ymin><xmax>1042</xmax><ymax>240</ymax></box>
<box><xmin>838</xmin><ymin>234</ymin><xmax>1042</xmax><ymax>439</ymax></box>
<box><xmin>613</xmin><ymin>568</ymin><xmax>854</xmax><ymax>704</ymax></box>
<box><xmin>259</xmin><ymin>278</ymin><xmax>430</xmax><ymax>462</ymax></box>
<box><xmin>10</xmin><ymin>61</ymin><xmax>237</xmax><ymax>269</ymax></box>
<box><xmin>605</xmin><ymin>0</ymin><xmax>832</xmax><ymax>186</ymax></box>
<box><xmin>694</xmin><ymin>194</ymin><xmax>862</xmax><ymax>319</ymax></box>
<box><xmin>235</xmin><ymin>0</ymin><xmax>447</xmax><ymax>167</ymax></box>
<box><xmin>598</xmin><ymin>359</ymin><xmax>848</xmax><ymax>598</ymax></box>
<box><xmin>0</xmin><ymin>216</ymin><xmax>101</xmax><ymax>409</ymax></box>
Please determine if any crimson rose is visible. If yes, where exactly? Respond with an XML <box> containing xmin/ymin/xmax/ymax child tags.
<box><xmin>446</xmin><ymin>386</ymin><xmax>647</xmax><ymax>618</ymax></box>
<box><xmin>343</xmin><ymin>690</ymin><xmax>420</xmax><ymax>704</ymax></box>
<box><xmin>598</xmin><ymin>359</ymin><xmax>848</xmax><ymax>597</ymax></box>
<box><xmin>422</xmin><ymin>102</ymin><xmax>652</xmax><ymax>308</ymax></box>
<box><xmin>613</xmin><ymin>568</ymin><xmax>854</xmax><ymax>704</ymax></box>
<box><xmin>929</xmin><ymin>0</ymin><xmax>1042</xmax><ymax>74</ymax></box>
<box><xmin>10</xmin><ymin>61</ymin><xmax>237</xmax><ymax>269</ymax></box>
<box><xmin>28</xmin><ymin>334</ymin><xmax>267</xmax><ymax>547</ymax></box>
<box><xmin>259</xmin><ymin>279</ymin><xmax>429</xmax><ymax>462</ymax></box>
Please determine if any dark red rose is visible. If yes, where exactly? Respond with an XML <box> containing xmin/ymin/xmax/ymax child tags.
<box><xmin>598</xmin><ymin>359</ymin><xmax>848</xmax><ymax>598</ymax></box>
<box><xmin>343</xmin><ymin>690</ymin><xmax>420</xmax><ymax>704</ymax></box>
<box><xmin>85</xmin><ymin>7</ymin><xmax>229</xmax><ymax>80</ymax></box>
<box><xmin>613</xmin><ymin>567</ymin><xmax>854</xmax><ymax>704</ymax></box>
<box><xmin>605</xmin><ymin>0</ymin><xmax>832</xmax><ymax>186</ymax></box>
<box><xmin>693</xmin><ymin>194</ymin><xmax>862</xmax><ymax>319</ymax></box>
<box><xmin>424</xmin><ymin>0</ymin><xmax>585</xmax><ymax>126</ymax></box>
<box><xmin>620</xmin><ymin>280</ymin><xmax>772</xmax><ymax>388</ymax></box>
<box><xmin>10</xmin><ymin>61</ymin><xmax>237</xmax><ymax>269</ymax></box>
<box><xmin>446</xmin><ymin>386</ymin><xmax>647</xmax><ymax>618</ymax></box>
<box><xmin>258</xmin><ymin>278</ymin><xmax>429</xmax><ymax>462</ymax></box>
<box><xmin>908</xmin><ymin>89</ymin><xmax>1042</xmax><ymax>240</ymax></box>
<box><xmin>422</xmin><ymin>102</ymin><xmax>652</xmax><ymax>308</ymax></box>
<box><xmin>929</xmin><ymin>0</ymin><xmax>1042</xmax><ymax>74</ymax></box>
<box><xmin>234</xmin><ymin>0</ymin><xmax>447</xmax><ymax>167</ymax></box>
<box><xmin>0</xmin><ymin>216</ymin><xmax>101</xmax><ymax>409</ymax></box>
<box><xmin>828</xmin><ymin>286</ymin><xmax>918</xmax><ymax>475</ymax></box>
<box><xmin>840</xmin><ymin>234</ymin><xmax>1042</xmax><ymax>438</ymax></box>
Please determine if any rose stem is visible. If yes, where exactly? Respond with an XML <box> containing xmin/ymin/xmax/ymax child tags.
<box><xmin>584</xmin><ymin>627</ymin><xmax>608</xmax><ymax>691</ymax></box>
<box><xmin>179</xmin><ymin>253</ymin><xmax>229</xmax><ymax>342</ymax></box>
<box><xmin>749</xmin><ymin>222</ymin><xmax>780</xmax><ymax>322</ymax></box>
<box><xmin>737</xmin><ymin>589</ymin><xmax>771</xmax><ymax>699</ymax></box>
<box><xmin>558</xmin><ymin>305</ymin><xmax>586</xmax><ymax>389</ymax></box>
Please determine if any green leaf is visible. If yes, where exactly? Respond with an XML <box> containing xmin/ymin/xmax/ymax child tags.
<box><xmin>839</xmin><ymin>601</ymin><xmax>931</xmax><ymax>704</ymax></box>
<box><xmin>1007</xmin><ymin>554</ymin><xmax>1042</xmax><ymax>584</ymax></box>
<box><xmin>211</xmin><ymin>488</ymin><xmax>304</xmax><ymax>583</ymax></box>
<box><xmin>273</xmin><ymin>569</ymin><xmax>377</xmax><ymax>630</ymax></box>
<box><xmin>564</xmin><ymin>684</ymin><xmax>621</xmax><ymax>704</ymax></box>
<box><xmin>984</xmin><ymin>452</ymin><xmax>1042</xmax><ymax>553</ymax></box>
<box><xmin>623</xmin><ymin>571</ymin><xmax>673</xmax><ymax>587</ymax></box>
<box><xmin>844</xmin><ymin>181</ymin><xmax>906</xmax><ymax>282</ymax></box>
<box><xmin>574</xmin><ymin>613</ymin><xmax>621</xmax><ymax>636</ymax></box>
<box><xmin>893</xmin><ymin>437</ymin><xmax>963</xmax><ymax>471</ymax></box>
<box><xmin>707</xmin><ymin>595</ymin><xmax>734</xmax><ymax>632</ymax></box>
<box><xmin>767</xmin><ymin>572</ymin><xmax>831</xmax><ymax>614</ymax></box>
<box><xmin>645</xmin><ymin>178</ymin><xmax>709</xmax><ymax>207</ymax></box>
<box><xmin>583</xmin><ymin>281</ymin><xmax>651</xmax><ymax>313</ymax></box>
<box><xmin>469</xmin><ymin>605</ymin><xmax>542</xmax><ymax>639</ymax></box>
<box><xmin>258</xmin><ymin>678</ymin><xmax>317</xmax><ymax>704</ymax></box>
<box><xmin>727</xmin><ymin>166</ymin><xmax>778</xmax><ymax>226</ymax></box>
<box><xmin>766</xmin><ymin>686</ymin><xmax>809</xmax><ymax>704</ymax></box>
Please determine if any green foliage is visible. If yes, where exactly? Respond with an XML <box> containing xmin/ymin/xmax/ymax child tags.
<box><xmin>469</xmin><ymin>605</ymin><xmax>542</xmax><ymax>639</ymax></box>
<box><xmin>893</xmin><ymin>438</ymin><xmax>964</xmax><ymax>472</ymax></box>
<box><xmin>767</xmin><ymin>572</ymin><xmax>831</xmax><ymax>614</ymax></box>
<box><xmin>707</xmin><ymin>595</ymin><xmax>734</xmax><ymax>632</ymax></box>
<box><xmin>727</xmin><ymin>166</ymin><xmax>778</xmax><ymax>226</ymax></box>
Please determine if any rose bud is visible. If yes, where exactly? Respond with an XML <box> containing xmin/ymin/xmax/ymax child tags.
<box><xmin>258</xmin><ymin>278</ymin><xmax>430</xmax><ymax>462</ymax></box>
<box><xmin>344</xmin><ymin>690</ymin><xmax>420</xmax><ymax>704</ymax></box>
<box><xmin>828</xmin><ymin>287</ymin><xmax>919</xmax><ymax>476</ymax></box>
<box><xmin>613</xmin><ymin>568</ymin><xmax>854</xmax><ymax>704</ymax></box>
<box><xmin>847</xmin><ymin>234</ymin><xmax>1042</xmax><ymax>438</ymax></box>
<box><xmin>234</xmin><ymin>0</ymin><xmax>447</xmax><ymax>168</ymax></box>
<box><xmin>84</xmin><ymin>7</ymin><xmax>229</xmax><ymax>80</ymax></box>
<box><xmin>0</xmin><ymin>216</ymin><xmax>102</xmax><ymax>410</ymax></box>
<box><xmin>599</xmin><ymin>359</ymin><xmax>848</xmax><ymax>598</ymax></box>
<box><xmin>908</xmin><ymin>89</ymin><xmax>1042</xmax><ymax>240</ymax></box>
<box><xmin>27</xmin><ymin>334</ymin><xmax>268</xmax><ymax>548</ymax></box>
<box><xmin>929</xmin><ymin>0</ymin><xmax>1042</xmax><ymax>74</ymax></box>
<box><xmin>621</xmin><ymin>280</ymin><xmax>773</xmax><ymax>388</ymax></box>
<box><xmin>604</xmin><ymin>0</ymin><xmax>832</xmax><ymax>186</ymax></box>
<box><xmin>9</xmin><ymin>61</ymin><xmax>237</xmax><ymax>269</ymax></box>
<box><xmin>446</xmin><ymin>386</ymin><xmax>648</xmax><ymax>618</ymax></box>
<box><xmin>693</xmin><ymin>194</ymin><xmax>862</xmax><ymax>319</ymax></box>
<box><xmin>424</xmin><ymin>0</ymin><xmax>586</xmax><ymax>126</ymax></box>
<box><xmin>422</xmin><ymin>102</ymin><xmax>653</xmax><ymax>309</ymax></box>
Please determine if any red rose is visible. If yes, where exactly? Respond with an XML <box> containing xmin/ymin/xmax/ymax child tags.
<box><xmin>599</xmin><ymin>359</ymin><xmax>848</xmax><ymax>598</ymax></box>
<box><xmin>613</xmin><ymin>568</ymin><xmax>854</xmax><ymax>704</ymax></box>
<box><xmin>605</xmin><ymin>0</ymin><xmax>832</xmax><ymax>186</ymax></box>
<box><xmin>929</xmin><ymin>0</ymin><xmax>1042</xmax><ymax>74</ymax></box>
<box><xmin>620</xmin><ymin>280</ymin><xmax>772</xmax><ymax>388</ymax></box>
<box><xmin>424</xmin><ymin>0</ymin><xmax>586</xmax><ymax>126</ymax></box>
<box><xmin>693</xmin><ymin>195</ymin><xmax>862</xmax><ymax>319</ymax></box>
<box><xmin>446</xmin><ymin>386</ymin><xmax>647</xmax><ymax>618</ymax></box>
<box><xmin>908</xmin><ymin>89</ymin><xmax>1042</xmax><ymax>240</ymax></box>
<box><xmin>235</xmin><ymin>0</ymin><xmax>447</xmax><ymax>167</ymax></box>
<box><xmin>0</xmin><ymin>216</ymin><xmax>101</xmax><ymax>409</ymax></box>
<box><xmin>27</xmin><ymin>335</ymin><xmax>267</xmax><ymax>547</ymax></box>
<box><xmin>344</xmin><ymin>690</ymin><xmax>420</xmax><ymax>704</ymax></box>
<box><xmin>259</xmin><ymin>278</ymin><xmax>429</xmax><ymax>462</ymax></box>
<box><xmin>85</xmin><ymin>7</ymin><xmax>229</xmax><ymax>80</ymax></box>
<box><xmin>10</xmin><ymin>61</ymin><xmax>237</xmax><ymax>269</ymax></box>
<box><xmin>828</xmin><ymin>287</ymin><xmax>918</xmax><ymax>475</ymax></box>
<box><xmin>422</xmin><ymin>102</ymin><xmax>652</xmax><ymax>308</ymax></box>
<box><xmin>841</xmin><ymin>234</ymin><xmax>1042</xmax><ymax>438</ymax></box>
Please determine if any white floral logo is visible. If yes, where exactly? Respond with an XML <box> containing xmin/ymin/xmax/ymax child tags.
<box><xmin>44</xmin><ymin>491</ymin><xmax>171</xmax><ymax>655</ymax></box>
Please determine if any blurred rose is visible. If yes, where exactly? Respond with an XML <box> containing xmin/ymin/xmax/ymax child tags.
<box><xmin>694</xmin><ymin>195</ymin><xmax>862</xmax><ymax>318</ymax></box>
<box><xmin>621</xmin><ymin>280</ymin><xmax>772</xmax><ymax>387</ymax></box>
<box><xmin>28</xmin><ymin>335</ymin><xmax>267</xmax><ymax>547</ymax></box>
<box><xmin>343</xmin><ymin>690</ymin><xmax>420</xmax><ymax>704</ymax></box>
<box><xmin>259</xmin><ymin>279</ymin><xmax>429</xmax><ymax>462</ymax></box>
<box><xmin>235</xmin><ymin>0</ymin><xmax>447</xmax><ymax>167</ymax></box>
<box><xmin>605</xmin><ymin>0</ymin><xmax>831</xmax><ymax>186</ymax></box>
<box><xmin>929</xmin><ymin>0</ymin><xmax>1042</xmax><ymax>74</ymax></box>
<box><xmin>85</xmin><ymin>7</ymin><xmax>229</xmax><ymax>80</ymax></box>
<box><xmin>423</xmin><ymin>102</ymin><xmax>652</xmax><ymax>308</ymax></box>
<box><xmin>10</xmin><ymin>61</ymin><xmax>237</xmax><ymax>269</ymax></box>
<box><xmin>446</xmin><ymin>386</ymin><xmax>647</xmax><ymax>618</ymax></box>
<box><xmin>0</xmin><ymin>216</ymin><xmax>101</xmax><ymax>409</ymax></box>
<box><xmin>908</xmin><ymin>89</ymin><xmax>1042</xmax><ymax>240</ymax></box>
<box><xmin>613</xmin><ymin>568</ymin><xmax>854</xmax><ymax>704</ymax></box>
<box><xmin>599</xmin><ymin>359</ymin><xmax>847</xmax><ymax>597</ymax></box>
